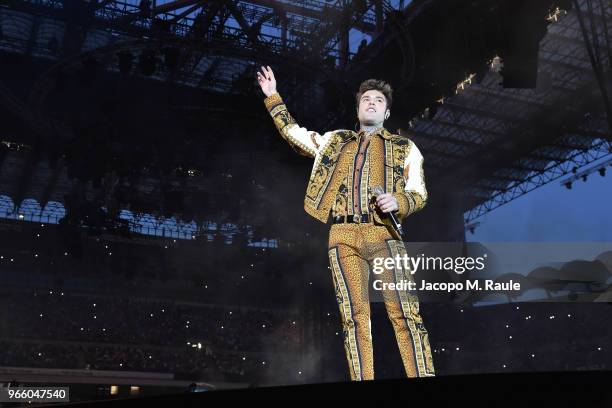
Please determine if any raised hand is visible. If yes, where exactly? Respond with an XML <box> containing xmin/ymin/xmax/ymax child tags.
<box><xmin>256</xmin><ymin>65</ymin><xmax>277</xmax><ymax>97</ymax></box>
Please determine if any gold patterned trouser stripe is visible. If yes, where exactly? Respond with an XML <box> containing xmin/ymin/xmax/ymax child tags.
<box><xmin>328</xmin><ymin>247</ymin><xmax>364</xmax><ymax>380</ymax></box>
<box><xmin>385</xmin><ymin>240</ymin><xmax>436</xmax><ymax>377</ymax></box>
<box><xmin>328</xmin><ymin>223</ymin><xmax>435</xmax><ymax>380</ymax></box>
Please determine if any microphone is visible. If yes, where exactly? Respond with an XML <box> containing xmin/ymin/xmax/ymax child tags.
<box><xmin>372</xmin><ymin>186</ymin><xmax>404</xmax><ymax>237</ymax></box>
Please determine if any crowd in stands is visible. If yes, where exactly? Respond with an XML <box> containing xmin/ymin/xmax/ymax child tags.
<box><xmin>0</xmin><ymin>289</ymin><xmax>304</xmax><ymax>383</ymax></box>
<box><xmin>3</xmin><ymin>290</ymin><xmax>301</xmax><ymax>351</ymax></box>
<box><xmin>0</xmin><ymin>340</ymin><xmax>285</xmax><ymax>382</ymax></box>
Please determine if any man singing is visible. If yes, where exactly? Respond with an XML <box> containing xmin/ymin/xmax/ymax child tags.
<box><xmin>257</xmin><ymin>66</ymin><xmax>435</xmax><ymax>380</ymax></box>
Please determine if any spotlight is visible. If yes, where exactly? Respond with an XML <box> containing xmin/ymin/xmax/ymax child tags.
<box><xmin>465</xmin><ymin>221</ymin><xmax>479</xmax><ymax>234</ymax></box>
<box><xmin>489</xmin><ymin>55</ymin><xmax>503</xmax><ymax>73</ymax></box>
<box><xmin>564</xmin><ymin>181</ymin><xmax>572</xmax><ymax>190</ymax></box>
<box><xmin>599</xmin><ymin>167</ymin><xmax>606</xmax><ymax>177</ymax></box>
<box><xmin>546</xmin><ymin>7</ymin><xmax>567</xmax><ymax>23</ymax></box>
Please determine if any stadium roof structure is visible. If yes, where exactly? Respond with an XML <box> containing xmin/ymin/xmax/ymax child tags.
<box><xmin>401</xmin><ymin>1</ymin><xmax>612</xmax><ymax>223</ymax></box>
<box><xmin>0</xmin><ymin>0</ymin><xmax>610</xmax><ymax>240</ymax></box>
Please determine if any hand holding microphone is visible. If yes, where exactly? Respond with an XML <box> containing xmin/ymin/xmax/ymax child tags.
<box><xmin>374</xmin><ymin>187</ymin><xmax>398</xmax><ymax>213</ymax></box>
<box><xmin>372</xmin><ymin>186</ymin><xmax>404</xmax><ymax>237</ymax></box>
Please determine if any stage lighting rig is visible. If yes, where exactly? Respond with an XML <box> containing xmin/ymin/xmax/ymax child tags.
<box><xmin>561</xmin><ymin>157</ymin><xmax>612</xmax><ymax>188</ymax></box>
<box><xmin>464</xmin><ymin>221</ymin><xmax>481</xmax><ymax>235</ymax></box>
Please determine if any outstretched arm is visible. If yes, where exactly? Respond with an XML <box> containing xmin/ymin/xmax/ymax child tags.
<box><xmin>257</xmin><ymin>66</ymin><xmax>332</xmax><ymax>158</ymax></box>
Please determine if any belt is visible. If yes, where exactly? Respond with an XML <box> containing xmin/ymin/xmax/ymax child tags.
<box><xmin>332</xmin><ymin>214</ymin><xmax>372</xmax><ymax>224</ymax></box>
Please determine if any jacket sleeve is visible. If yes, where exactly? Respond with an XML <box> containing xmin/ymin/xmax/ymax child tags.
<box><xmin>392</xmin><ymin>141</ymin><xmax>428</xmax><ymax>220</ymax></box>
<box><xmin>263</xmin><ymin>92</ymin><xmax>333</xmax><ymax>158</ymax></box>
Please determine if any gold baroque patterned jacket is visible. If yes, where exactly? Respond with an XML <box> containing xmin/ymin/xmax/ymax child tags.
<box><xmin>264</xmin><ymin>92</ymin><xmax>427</xmax><ymax>226</ymax></box>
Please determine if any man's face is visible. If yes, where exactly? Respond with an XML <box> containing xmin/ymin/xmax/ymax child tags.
<box><xmin>357</xmin><ymin>89</ymin><xmax>388</xmax><ymax>126</ymax></box>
